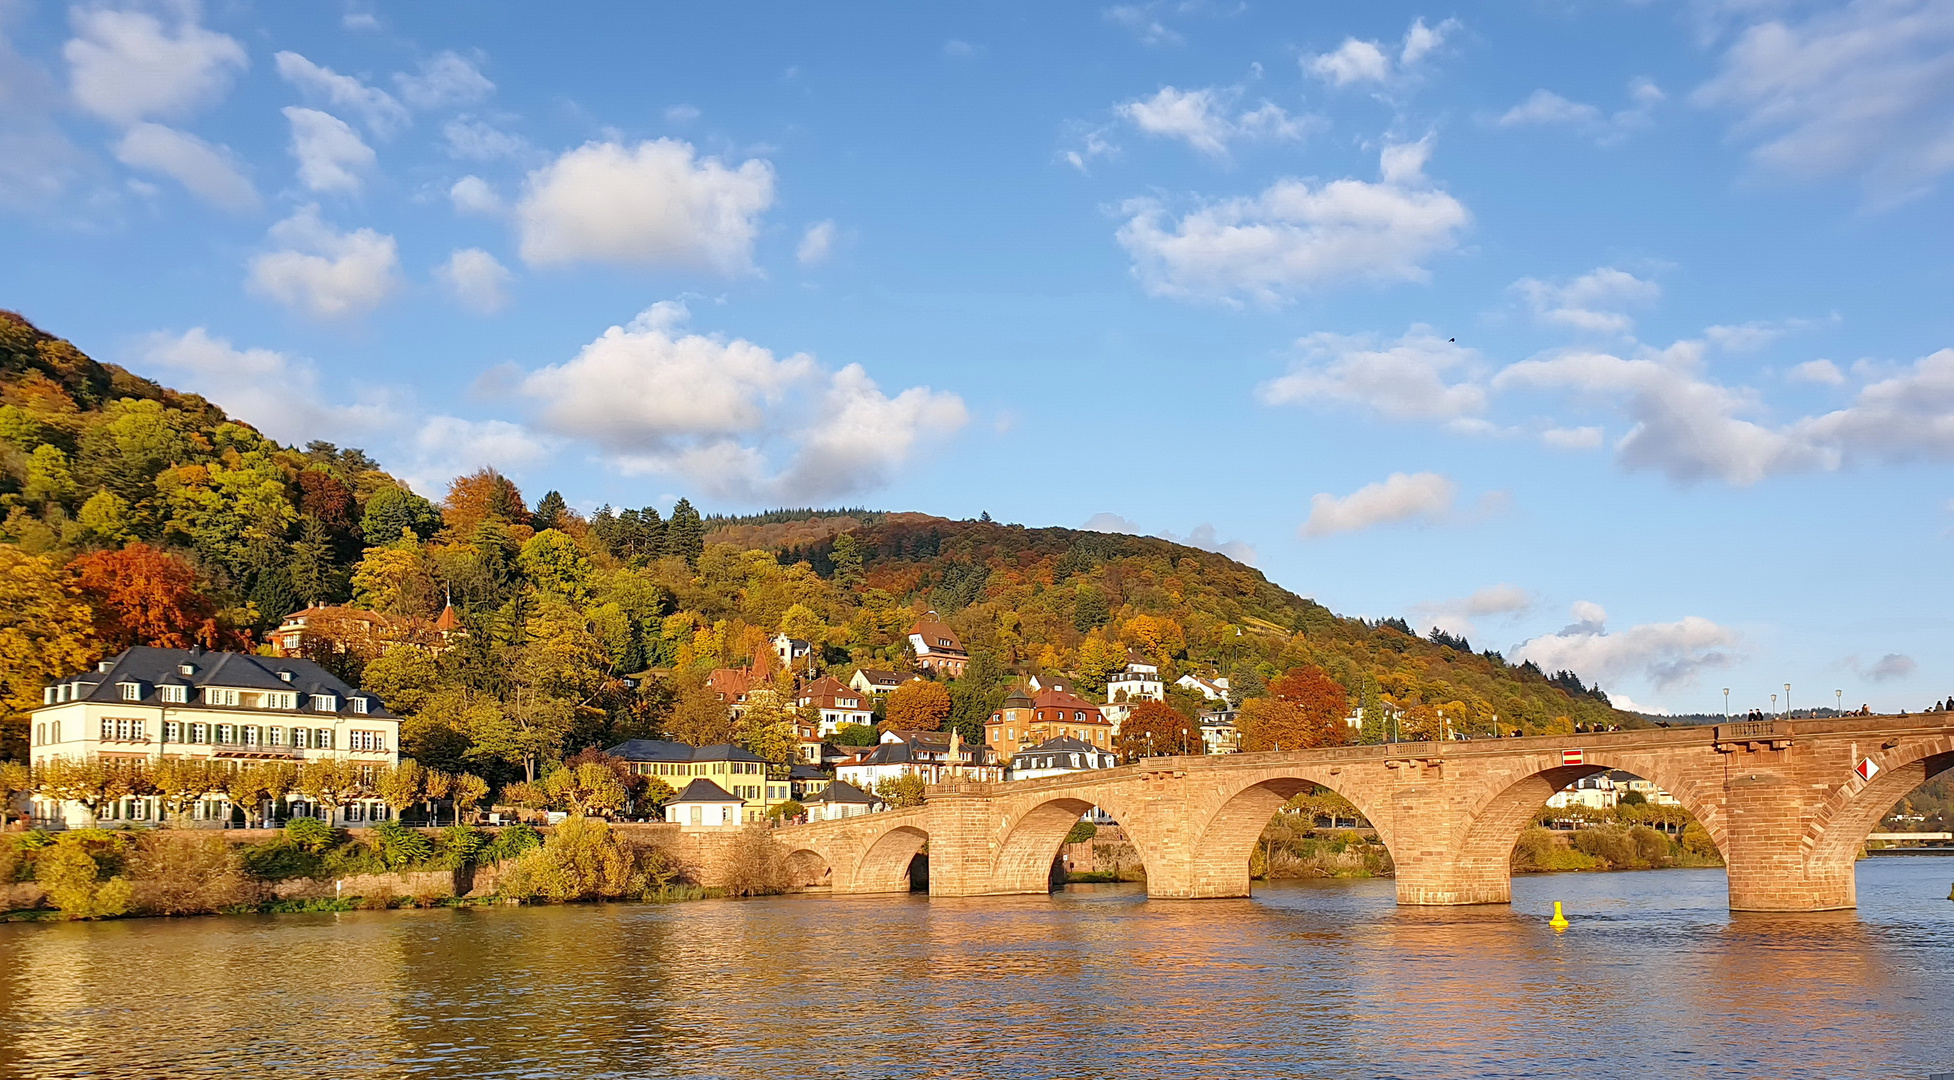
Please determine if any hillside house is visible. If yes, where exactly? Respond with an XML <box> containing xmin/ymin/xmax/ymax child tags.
<box><xmin>906</xmin><ymin>613</ymin><xmax>969</xmax><ymax>678</ymax></box>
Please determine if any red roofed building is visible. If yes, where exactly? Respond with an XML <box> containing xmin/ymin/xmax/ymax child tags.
<box><xmin>797</xmin><ymin>676</ymin><xmax>874</xmax><ymax>735</ymax></box>
<box><xmin>706</xmin><ymin>668</ymin><xmax>760</xmax><ymax>717</ymax></box>
<box><xmin>986</xmin><ymin>686</ymin><xmax>1113</xmax><ymax>761</ymax></box>
<box><xmin>906</xmin><ymin>612</ymin><xmax>968</xmax><ymax>678</ymax></box>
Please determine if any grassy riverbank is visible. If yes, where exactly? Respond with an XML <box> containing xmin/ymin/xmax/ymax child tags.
<box><xmin>1</xmin><ymin>816</ymin><xmax>785</xmax><ymax>922</ymax></box>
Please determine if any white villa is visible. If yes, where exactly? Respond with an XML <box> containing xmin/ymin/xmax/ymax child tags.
<box><xmin>27</xmin><ymin>646</ymin><xmax>400</xmax><ymax>828</ymax></box>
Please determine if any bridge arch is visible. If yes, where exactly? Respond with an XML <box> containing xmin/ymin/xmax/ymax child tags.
<box><xmin>783</xmin><ymin>848</ymin><xmax>830</xmax><ymax>890</ymax></box>
<box><xmin>986</xmin><ymin>786</ymin><xmax>1157</xmax><ymax>894</ymax></box>
<box><xmin>1803</xmin><ymin>737</ymin><xmax>1954</xmax><ymax>886</ymax></box>
<box><xmin>1178</xmin><ymin>768</ymin><xmax>1397</xmax><ymax>900</ymax></box>
<box><xmin>1442</xmin><ymin>752</ymin><xmax>1730</xmax><ymax>905</ymax></box>
<box><xmin>854</xmin><ymin>824</ymin><xmax>930</xmax><ymax>893</ymax></box>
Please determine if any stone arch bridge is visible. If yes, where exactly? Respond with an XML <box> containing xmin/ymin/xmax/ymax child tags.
<box><xmin>773</xmin><ymin>715</ymin><xmax>1954</xmax><ymax>911</ymax></box>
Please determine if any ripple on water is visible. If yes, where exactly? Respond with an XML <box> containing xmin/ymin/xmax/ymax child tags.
<box><xmin>1</xmin><ymin>860</ymin><xmax>1951</xmax><ymax>1079</ymax></box>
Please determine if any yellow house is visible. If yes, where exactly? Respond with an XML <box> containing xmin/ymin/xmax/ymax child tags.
<box><xmin>605</xmin><ymin>739</ymin><xmax>791</xmax><ymax>823</ymax></box>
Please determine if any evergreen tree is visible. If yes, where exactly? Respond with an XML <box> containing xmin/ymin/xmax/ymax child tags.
<box><xmin>362</xmin><ymin>486</ymin><xmax>442</xmax><ymax>545</ymax></box>
<box><xmin>532</xmin><ymin>490</ymin><xmax>568</xmax><ymax>531</ymax></box>
<box><xmin>667</xmin><ymin>498</ymin><xmax>704</xmax><ymax>567</ymax></box>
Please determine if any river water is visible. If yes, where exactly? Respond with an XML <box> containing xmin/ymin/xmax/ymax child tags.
<box><xmin>2</xmin><ymin>859</ymin><xmax>1951</xmax><ymax>1080</ymax></box>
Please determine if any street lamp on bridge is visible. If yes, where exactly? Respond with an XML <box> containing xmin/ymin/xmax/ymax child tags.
<box><xmin>1723</xmin><ymin>688</ymin><xmax>1730</xmax><ymax>718</ymax></box>
<box><xmin>1784</xmin><ymin>683</ymin><xmax>1792</xmax><ymax>718</ymax></box>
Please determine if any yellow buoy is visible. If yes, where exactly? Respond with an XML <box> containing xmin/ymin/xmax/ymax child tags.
<box><xmin>1549</xmin><ymin>900</ymin><xmax>1570</xmax><ymax>929</ymax></box>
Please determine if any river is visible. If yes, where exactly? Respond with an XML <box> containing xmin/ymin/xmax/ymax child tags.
<box><xmin>2</xmin><ymin>858</ymin><xmax>1950</xmax><ymax>1080</ymax></box>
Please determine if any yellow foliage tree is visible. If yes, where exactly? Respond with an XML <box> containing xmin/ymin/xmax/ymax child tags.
<box><xmin>0</xmin><ymin>548</ymin><xmax>101</xmax><ymax>753</ymax></box>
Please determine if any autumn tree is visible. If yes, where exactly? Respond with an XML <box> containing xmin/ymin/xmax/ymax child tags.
<box><xmin>0</xmin><ymin>548</ymin><xmax>101</xmax><ymax>758</ymax></box>
<box><xmin>1122</xmin><ymin>614</ymin><xmax>1185</xmax><ymax>665</ymax></box>
<box><xmin>1074</xmin><ymin>636</ymin><xmax>1126</xmax><ymax>696</ymax></box>
<box><xmin>885</xmin><ymin>679</ymin><xmax>952</xmax><ymax>732</ymax></box>
<box><xmin>666</xmin><ymin>681</ymin><xmax>736</xmax><ymax>746</ymax></box>
<box><xmin>544</xmin><ymin>761</ymin><xmax>628</xmax><ymax>816</ymax></box>
<box><xmin>736</xmin><ymin>687</ymin><xmax>801</xmax><ymax>764</ymax></box>
<box><xmin>1268</xmin><ymin>665</ymin><xmax>1353</xmax><ymax>748</ymax></box>
<box><xmin>151</xmin><ymin>757</ymin><xmax>220</xmax><ymax>826</ymax></box>
<box><xmin>876</xmin><ymin>774</ymin><xmax>927</xmax><ymax>809</ymax></box>
<box><xmin>450</xmin><ymin>773</ymin><xmax>489</xmax><ymax>821</ymax></box>
<box><xmin>1118</xmin><ymin>700</ymin><xmax>1197</xmax><ymax>761</ymax></box>
<box><xmin>377</xmin><ymin>760</ymin><xmax>427</xmax><ymax>822</ymax></box>
<box><xmin>442</xmin><ymin>467</ymin><xmax>528</xmax><ymax>537</ymax></box>
<box><xmin>361</xmin><ymin>485</ymin><xmax>441</xmax><ymax>545</ymax></box>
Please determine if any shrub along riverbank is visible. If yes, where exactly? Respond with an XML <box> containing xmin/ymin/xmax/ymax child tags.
<box><xmin>0</xmin><ymin>816</ymin><xmax>797</xmax><ymax>921</ymax></box>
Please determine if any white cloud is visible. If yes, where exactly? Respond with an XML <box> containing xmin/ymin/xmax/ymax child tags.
<box><xmin>1495</xmin><ymin>343</ymin><xmax>1817</xmax><ymax>484</ymax></box>
<box><xmin>64</xmin><ymin>6</ymin><xmax>246</xmax><ymax>125</ymax></box>
<box><xmin>140</xmin><ymin>327</ymin><xmax>391</xmax><ymax>444</ymax></box>
<box><xmin>1400</xmin><ymin>17</ymin><xmax>1456</xmax><ymax>66</ymax></box>
<box><xmin>442</xmin><ymin>118</ymin><xmax>529</xmax><ymax>161</ymax></box>
<box><xmin>1541</xmin><ymin>425</ymin><xmax>1604</xmax><ymax>450</ymax></box>
<box><xmin>1307</xmin><ymin>38</ymin><xmax>1391</xmax><ymax>87</ymax></box>
<box><xmin>1511</xmin><ymin>267</ymin><xmax>1661</xmax><ymax>335</ymax></box>
<box><xmin>516</xmin><ymin>139</ymin><xmax>775</xmax><ymax>273</ymax></box>
<box><xmin>448</xmin><ymin>175</ymin><xmax>503</xmax><ymax>216</ymax></box>
<box><xmin>1158</xmin><ymin>523</ymin><xmax>1258</xmax><ymax>565</ymax></box>
<box><xmin>664</xmin><ymin>104</ymin><xmax>701</xmax><ymax>124</ymax></box>
<box><xmin>1084</xmin><ymin>512</ymin><xmax>1142</xmax><ymax>534</ymax></box>
<box><xmin>797</xmin><ymin>219</ymin><xmax>837</xmax><ymax>265</ymax></box>
<box><xmin>246</xmin><ymin>205</ymin><xmax>402</xmax><ymax>319</ymax></box>
<box><xmin>1847</xmin><ymin>652</ymin><xmax>1917</xmax><ymax>682</ymax></box>
<box><xmin>1259</xmin><ymin>324</ymin><xmax>1485</xmax><ymax>421</ymax></box>
<box><xmin>1513</xmin><ymin>602</ymin><xmax>1739</xmax><ymax>690</ymax></box>
<box><xmin>1062</xmin><ymin>127</ymin><xmax>1119</xmax><ymax>172</ymax></box>
<box><xmin>1115</xmin><ymin>85</ymin><xmax>1315</xmax><ymax>158</ymax></box>
<box><xmin>273</xmin><ymin>51</ymin><xmax>409</xmax><ymax>136</ymax></box>
<box><xmin>111</xmin><ymin>122</ymin><xmax>257</xmax><ymax>212</ymax></box>
<box><xmin>515</xmin><ymin>303</ymin><xmax>966</xmax><ymax>501</ymax></box>
<box><xmin>1301</xmin><ymin>472</ymin><xmax>1457</xmax><ymax>537</ymax></box>
<box><xmin>1498</xmin><ymin>90</ymin><xmax>1603</xmax><ymax>129</ymax></box>
<box><xmin>1413</xmin><ymin>582</ymin><xmax>1533</xmax><ymax>636</ymax></box>
<box><xmin>282</xmin><ymin>107</ymin><xmax>375</xmax><ymax>194</ymax></box>
<box><xmin>437</xmin><ymin>248</ymin><xmax>512</xmax><ymax>314</ymax></box>
<box><xmin>1305</xmin><ymin>17</ymin><xmax>1459</xmax><ymax>87</ymax></box>
<box><xmin>1497</xmin><ymin>342</ymin><xmax>1954</xmax><ymax>484</ymax></box>
<box><xmin>1103</xmin><ymin>4</ymin><xmax>1183</xmax><ymax>46</ymax></box>
<box><xmin>1788</xmin><ymin>358</ymin><xmax>1846</xmax><ymax>385</ymax></box>
<box><xmin>1705</xmin><ymin>317</ymin><xmax>1812</xmax><ymax>352</ymax></box>
<box><xmin>1793</xmin><ymin>347</ymin><xmax>1954</xmax><ymax>465</ymax></box>
<box><xmin>1494</xmin><ymin>79</ymin><xmax>1664</xmax><ymax>142</ymax></box>
<box><xmin>1116</xmin><ymin>138</ymin><xmax>1469</xmax><ymax>305</ymax></box>
<box><xmin>394</xmin><ymin>51</ymin><xmax>493</xmax><ymax>111</ymax></box>
<box><xmin>1695</xmin><ymin>0</ymin><xmax>1954</xmax><ymax>202</ymax></box>
<box><xmin>943</xmin><ymin>39</ymin><xmax>979</xmax><ymax>58</ymax></box>
<box><xmin>399</xmin><ymin>415</ymin><xmax>556</xmax><ymax>497</ymax></box>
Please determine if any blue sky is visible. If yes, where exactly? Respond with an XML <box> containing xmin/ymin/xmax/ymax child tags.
<box><xmin>3</xmin><ymin>0</ymin><xmax>1952</xmax><ymax>714</ymax></box>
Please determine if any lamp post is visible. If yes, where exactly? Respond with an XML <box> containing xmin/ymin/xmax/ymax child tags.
<box><xmin>1722</xmin><ymin>688</ymin><xmax>1730</xmax><ymax>718</ymax></box>
<box><xmin>1181</xmin><ymin>727</ymin><xmax>1189</xmax><ymax>755</ymax></box>
<box><xmin>1771</xmin><ymin>693</ymin><xmax>1777</xmax><ymax>716</ymax></box>
<box><xmin>1784</xmin><ymin>683</ymin><xmax>1791</xmax><ymax>719</ymax></box>
<box><xmin>1836</xmin><ymin>689</ymin><xmax>1843</xmax><ymax>716</ymax></box>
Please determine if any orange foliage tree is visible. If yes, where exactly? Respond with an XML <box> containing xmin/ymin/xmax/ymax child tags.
<box><xmin>1118</xmin><ymin>700</ymin><xmax>1197</xmax><ymax>761</ymax></box>
<box><xmin>1239</xmin><ymin>665</ymin><xmax>1351</xmax><ymax>751</ymax></box>
<box><xmin>70</xmin><ymin>543</ymin><xmax>228</xmax><ymax>650</ymax></box>
<box><xmin>441</xmin><ymin>467</ymin><xmax>529</xmax><ymax>536</ymax></box>
<box><xmin>885</xmin><ymin>679</ymin><xmax>952</xmax><ymax>732</ymax></box>
<box><xmin>1121</xmin><ymin>614</ymin><xmax>1185</xmax><ymax>664</ymax></box>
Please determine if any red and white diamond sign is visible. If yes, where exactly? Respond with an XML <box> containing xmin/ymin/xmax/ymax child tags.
<box><xmin>1855</xmin><ymin>757</ymin><xmax>1879</xmax><ymax>781</ymax></box>
<box><xmin>1562</xmin><ymin>749</ymin><xmax>1585</xmax><ymax>766</ymax></box>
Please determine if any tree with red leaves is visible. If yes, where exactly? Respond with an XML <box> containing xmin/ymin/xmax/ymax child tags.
<box><xmin>1240</xmin><ymin>666</ymin><xmax>1351</xmax><ymax>751</ymax></box>
<box><xmin>71</xmin><ymin>543</ymin><xmax>234</xmax><ymax>650</ymax></box>
<box><xmin>1118</xmin><ymin>700</ymin><xmax>1197</xmax><ymax>761</ymax></box>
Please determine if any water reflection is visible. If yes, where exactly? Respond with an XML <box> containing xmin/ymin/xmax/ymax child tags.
<box><xmin>1</xmin><ymin>860</ymin><xmax>1950</xmax><ymax>1079</ymax></box>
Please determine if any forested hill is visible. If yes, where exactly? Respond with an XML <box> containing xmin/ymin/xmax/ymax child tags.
<box><xmin>0</xmin><ymin>310</ymin><xmax>1629</xmax><ymax>768</ymax></box>
<box><xmin>698</xmin><ymin>510</ymin><xmax>1632</xmax><ymax>737</ymax></box>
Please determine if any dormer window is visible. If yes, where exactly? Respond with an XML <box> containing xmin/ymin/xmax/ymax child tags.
<box><xmin>178</xmin><ymin>664</ymin><xmax>195</xmax><ymax>676</ymax></box>
<box><xmin>160</xmin><ymin>685</ymin><xmax>186</xmax><ymax>704</ymax></box>
<box><xmin>98</xmin><ymin>661</ymin><xmax>114</xmax><ymax>673</ymax></box>
<box><xmin>277</xmin><ymin>670</ymin><xmax>293</xmax><ymax>683</ymax></box>
<box><xmin>312</xmin><ymin>693</ymin><xmax>337</xmax><ymax>712</ymax></box>
<box><xmin>350</xmin><ymin>696</ymin><xmax>369</xmax><ymax>714</ymax></box>
<box><xmin>119</xmin><ymin>682</ymin><xmax>142</xmax><ymax>702</ymax></box>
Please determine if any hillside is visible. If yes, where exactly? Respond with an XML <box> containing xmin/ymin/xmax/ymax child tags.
<box><xmin>0</xmin><ymin>311</ymin><xmax>1630</xmax><ymax>773</ymax></box>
